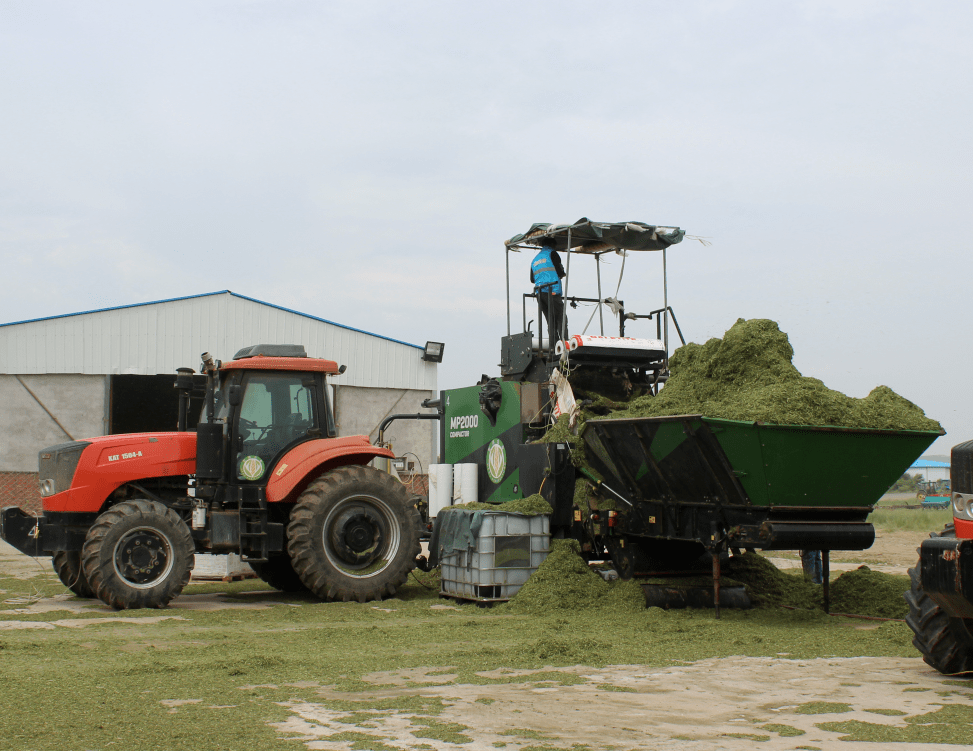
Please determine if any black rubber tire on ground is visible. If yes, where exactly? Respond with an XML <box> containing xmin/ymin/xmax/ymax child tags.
<box><xmin>905</xmin><ymin>524</ymin><xmax>973</xmax><ymax>674</ymax></box>
<box><xmin>249</xmin><ymin>555</ymin><xmax>310</xmax><ymax>593</ymax></box>
<box><xmin>52</xmin><ymin>550</ymin><xmax>95</xmax><ymax>598</ymax></box>
<box><xmin>81</xmin><ymin>499</ymin><xmax>195</xmax><ymax>610</ymax></box>
<box><xmin>287</xmin><ymin>465</ymin><xmax>421</xmax><ymax>603</ymax></box>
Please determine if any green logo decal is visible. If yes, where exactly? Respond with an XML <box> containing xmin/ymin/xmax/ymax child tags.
<box><xmin>486</xmin><ymin>438</ymin><xmax>506</xmax><ymax>485</ymax></box>
<box><xmin>239</xmin><ymin>455</ymin><xmax>266</xmax><ymax>481</ymax></box>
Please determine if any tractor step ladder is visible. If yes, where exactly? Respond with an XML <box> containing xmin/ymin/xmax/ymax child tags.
<box><xmin>236</xmin><ymin>486</ymin><xmax>270</xmax><ymax>562</ymax></box>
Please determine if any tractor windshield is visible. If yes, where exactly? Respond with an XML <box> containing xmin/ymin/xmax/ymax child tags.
<box><xmin>234</xmin><ymin>372</ymin><xmax>319</xmax><ymax>482</ymax></box>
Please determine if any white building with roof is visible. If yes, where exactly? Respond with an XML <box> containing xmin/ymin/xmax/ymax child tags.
<box><xmin>0</xmin><ymin>291</ymin><xmax>439</xmax><ymax>511</ymax></box>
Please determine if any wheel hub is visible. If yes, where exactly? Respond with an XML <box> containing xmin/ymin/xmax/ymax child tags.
<box><xmin>113</xmin><ymin>529</ymin><xmax>172</xmax><ymax>587</ymax></box>
<box><xmin>329</xmin><ymin>506</ymin><xmax>385</xmax><ymax>566</ymax></box>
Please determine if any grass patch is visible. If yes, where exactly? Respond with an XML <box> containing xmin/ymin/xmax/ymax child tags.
<box><xmin>864</xmin><ymin>708</ymin><xmax>907</xmax><ymax>716</ymax></box>
<box><xmin>868</xmin><ymin>507</ymin><xmax>952</xmax><ymax>533</ymax></box>
<box><xmin>409</xmin><ymin>717</ymin><xmax>473</xmax><ymax>744</ymax></box>
<box><xmin>594</xmin><ymin>683</ymin><xmax>637</xmax><ymax>693</ymax></box>
<box><xmin>721</xmin><ymin>733</ymin><xmax>770</xmax><ymax>741</ymax></box>
<box><xmin>794</xmin><ymin>701</ymin><xmax>852</xmax><ymax>714</ymax></box>
<box><xmin>498</xmin><ymin>728</ymin><xmax>555</xmax><ymax>740</ymax></box>
<box><xmin>324</xmin><ymin>731</ymin><xmax>400</xmax><ymax>751</ymax></box>
<box><xmin>818</xmin><ymin>704</ymin><xmax>973</xmax><ymax>744</ymax></box>
<box><xmin>759</xmin><ymin>723</ymin><xmax>804</xmax><ymax>736</ymax></box>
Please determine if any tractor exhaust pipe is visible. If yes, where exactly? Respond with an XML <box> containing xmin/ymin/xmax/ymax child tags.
<box><xmin>174</xmin><ymin>367</ymin><xmax>195</xmax><ymax>432</ymax></box>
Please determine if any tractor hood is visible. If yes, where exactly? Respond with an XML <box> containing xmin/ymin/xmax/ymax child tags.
<box><xmin>41</xmin><ymin>432</ymin><xmax>197</xmax><ymax>514</ymax></box>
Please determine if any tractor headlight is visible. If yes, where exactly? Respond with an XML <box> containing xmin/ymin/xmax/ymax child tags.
<box><xmin>952</xmin><ymin>493</ymin><xmax>973</xmax><ymax>521</ymax></box>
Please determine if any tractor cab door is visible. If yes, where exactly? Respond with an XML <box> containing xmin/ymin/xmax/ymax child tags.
<box><xmin>232</xmin><ymin>371</ymin><xmax>324</xmax><ymax>484</ymax></box>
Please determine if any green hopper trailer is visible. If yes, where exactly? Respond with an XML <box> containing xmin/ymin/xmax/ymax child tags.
<box><xmin>581</xmin><ymin>414</ymin><xmax>939</xmax><ymax>574</ymax></box>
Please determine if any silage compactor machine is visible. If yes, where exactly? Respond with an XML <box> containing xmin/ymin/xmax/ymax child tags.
<box><xmin>429</xmin><ymin>218</ymin><xmax>942</xmax><ymax>609</ymax></box>
<box><xmin>1</xmin><ymin>345</ymin><xmax>421</xmax><ymax>609</ymax></box>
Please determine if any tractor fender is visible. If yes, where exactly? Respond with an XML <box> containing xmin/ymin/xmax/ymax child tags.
<box><xmin>266</xmin><ymin>436</ymin><xmax>395</xmax><ymax>504</ymax></box>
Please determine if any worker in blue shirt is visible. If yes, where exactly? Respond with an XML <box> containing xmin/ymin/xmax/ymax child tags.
<box><xmin>530</xmin><ymin>237</ymin><xmax>567</xmax><ymax>343</ymax></box>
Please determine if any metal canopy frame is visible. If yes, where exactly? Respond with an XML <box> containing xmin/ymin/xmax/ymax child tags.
<box><xmin>503</xmin><ymin>218</ymin><xmax>684</xmax><ymax>358</ymax></box>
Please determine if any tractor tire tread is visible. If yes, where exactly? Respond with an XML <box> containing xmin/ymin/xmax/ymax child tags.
<box><xmin>81</xmin><ymin>499</ymin><xmax>194</xmax><ymax>610</ymax></box>
<box><xmin>287</xmin><ymin>465</ymin><xmax>420</xmax><ymax>603</ymax></box>
<box><xmin>52</xmin><ymin>550</ymin><xmax>95</xmax><ymax>598</ymax></box>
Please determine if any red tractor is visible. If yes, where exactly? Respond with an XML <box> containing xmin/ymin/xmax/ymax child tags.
<box><xmin>1</xmin><ymin>344</ymin><xmax>421</xmax><ymax>609</ymax></box>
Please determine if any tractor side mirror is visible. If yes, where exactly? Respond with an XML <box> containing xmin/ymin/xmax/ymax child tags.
<box><xmin>228</xmin><ymin>385</ymin><xmax>242</xmax><ymax>407</ymax></box>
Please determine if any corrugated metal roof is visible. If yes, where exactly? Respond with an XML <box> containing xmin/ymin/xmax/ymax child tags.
<box><xmin>0</xmin><ymin>291</ymin><xmax>437</xmax><ymax>391</ymax></box>
<box><xmin>911</xmin><ymin>459</ymin><xmax>949</xmax><ymax>469</ymax></box>
<box><xmin>0</xmin><ymin>290</ymin><xmax>422</xmax><ymax>349</ymax></box>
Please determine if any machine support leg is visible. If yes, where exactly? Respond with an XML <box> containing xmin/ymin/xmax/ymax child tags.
<box><xmin>822</xmin><ymin>550</ymin><xmax>831</xmax><ymax>614</ymax></box>
<box><xmin>712</xmin><ymin>551</ymin><xmax>721</xmax><ymax>620</ymax></box>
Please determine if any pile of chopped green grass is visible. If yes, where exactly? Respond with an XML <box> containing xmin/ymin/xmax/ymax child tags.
<box><xmin>829</xmin><ymin>566</ymin><xmax>910</xmax><ymax>619</ymax></box>
<box><xmin>722</xmin><ymin>552</ymin><xmax>822</xmax><ymax>609</ymax></box>
<box><xmin>506</xmin><ymin>539</ymin><xmax>610</xmax><ymax>613</ymax></box>
<box><xmin>603</xmin><ymin>318</ymin><xmax>941</xmax><ymax>431</ymax></box>
<box><xmin>508</xmin><ymin>543</ymin><xmax>909</xmax><ymax>618</ymax></box>
<box><xmin>449</xmin><ymin>494</ymin><xmax>553</xmax><ymax>516</ymax></box>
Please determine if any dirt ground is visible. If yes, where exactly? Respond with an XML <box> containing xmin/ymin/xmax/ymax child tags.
<box><xmin>273</xmin><ymin>657</ymin><xmax>967</xmax><ymax>750</ymax></box>
<box><xmin>3</xmin><ymin>531</ymin><xmax>971</xmax><ymax>751</ymax></box>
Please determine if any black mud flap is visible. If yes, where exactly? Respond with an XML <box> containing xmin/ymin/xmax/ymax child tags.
<box><xmin>920</xmin><ymin>535</ymin><xmax>973</xmax><ymax>619</ymax></box>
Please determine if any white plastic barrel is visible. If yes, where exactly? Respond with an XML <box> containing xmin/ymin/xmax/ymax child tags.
<box><xmin>428</xmin><ymin>464</ymin><xmax>454</xmax><ymax>517</ymax></box>
<box><xmin>452</xmin><ymin>463</ymin><xmax>479</xmax><ymax>504</ymax></box>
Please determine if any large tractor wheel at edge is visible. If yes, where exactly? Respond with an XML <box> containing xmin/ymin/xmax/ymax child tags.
<box><xmin>905</xmin><ymin>524</ymin><xmax>973</xmax><ymax>674</ymax></box>
<box><xmin>81</xmin><ymin>499</ymin><xmax>195</xmax><ymax>610</ymax></box>
<box><xmin>52</xmin><ymin>550</ymin><xmax>94</xmax><ymax>598</ymax></box>
<box><xmin>287</xmin><ymin>465</ymin><xmax>420</xmax><ymax>603</ymax></box>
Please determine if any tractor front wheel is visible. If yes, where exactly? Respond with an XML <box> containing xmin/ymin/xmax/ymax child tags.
<box><xmin>287</xmin><ymin>465</ymin><xmax>420</xmax><ymax>603</ymax></box>
<box><xmin>52</xmin><ymin>550</ymin><xmax>94</xmax><ymax>598</ymax></box>
<box><xmin>905</xmin><ymin>524</ymin><xmax>973</xmax><ymax>674</ymax></box>
<box><xmin>81</xmin><ymin>500</ymin><xmax>194</xmax><ymax>610</ymax></box>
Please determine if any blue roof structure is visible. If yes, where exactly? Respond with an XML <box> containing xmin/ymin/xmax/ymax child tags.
<box><xmin>911</xmin><ymin>459</ymin><xmax>949</xmax><ymax>469</ymax></box>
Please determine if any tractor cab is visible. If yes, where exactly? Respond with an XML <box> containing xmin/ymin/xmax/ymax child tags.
<box><xmin>189</xmin><ymin>344</ymin><xmax>340</xmax><ymax>489</ymax></box>
<box><xmin>500</xmin><ymin>219</ymin><xmax>688</xmax><ymax>395</ymax></box>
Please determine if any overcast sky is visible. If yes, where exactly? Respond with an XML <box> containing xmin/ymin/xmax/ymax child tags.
<box><xmin>1</xmin><ymin>1</ymin><xmax>969</xmax><ymax>454</ymax></box>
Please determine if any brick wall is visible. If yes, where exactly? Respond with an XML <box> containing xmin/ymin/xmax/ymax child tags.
<box><xmin>398</xmin><ymin>473</ymin><xmax>429</xmax><ymax>498</ymax></box>
<box><xmin>0</xmin><ymin>472</ymin><xmax>42</xmax><ymax>515</ymax></box>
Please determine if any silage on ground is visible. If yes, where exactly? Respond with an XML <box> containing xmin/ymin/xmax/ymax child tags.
<box><xmin>510</xmin><ymin>544</ymin><xmax>910</xmax><ymax>619</ymax></box>
<box><xmin>829</xmin><ymin>565</ymin><xmax>910</xmax><ymax>619</ymax></box>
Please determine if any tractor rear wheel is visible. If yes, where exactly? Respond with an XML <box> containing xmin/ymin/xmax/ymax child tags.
<box><xmin>249</xmin><ymin>555</ymin><xmax>309</xmax><ymax>593</ymax></box>
<box><xmin>905</xmin><ymin>524</ymin><xmax>973</xmax><ymax>674</ymax></box>
<box><xmin>52</xmin><ymin>550</ymin><xmax>94</xmax><ymax>598</ymax></box>
<box><xmin>81</xmin><ymin>499</ymin><xmax>194</xmax><ymax>610</ymax></box>
<box><xmin>287</xmin><ymin>465</ymin><xmax>420</xmax><ymax>603</ymax></box>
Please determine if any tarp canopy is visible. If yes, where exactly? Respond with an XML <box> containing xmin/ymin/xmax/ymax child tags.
<box><xmin>506</xmin><ymin>218</ymin><xmax>685</xmax><ymax>254</ymax></box>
